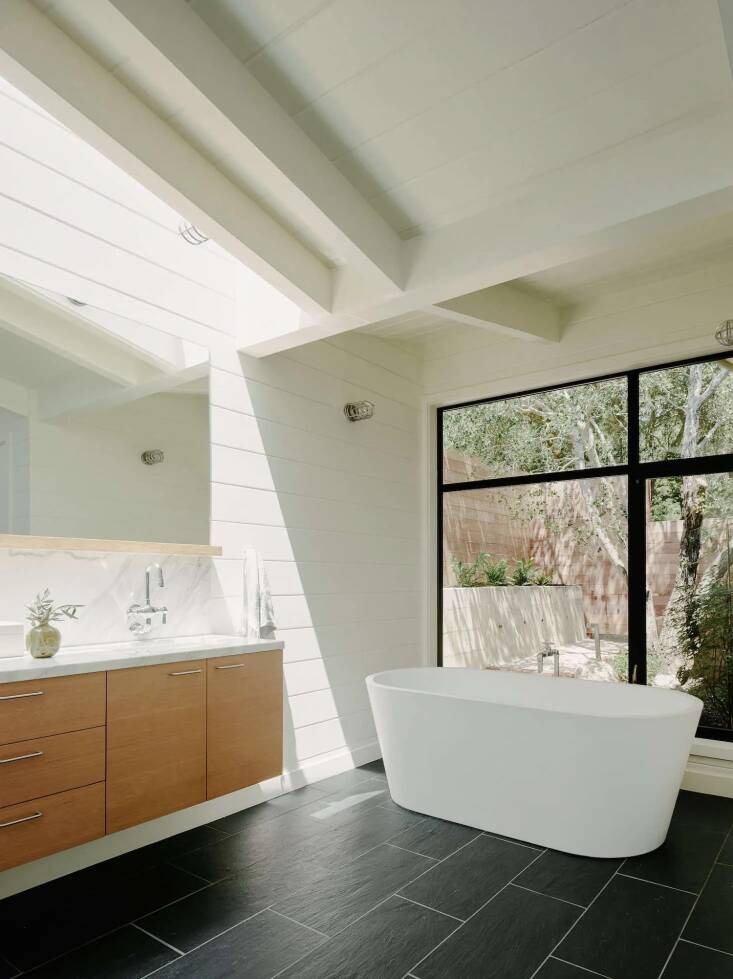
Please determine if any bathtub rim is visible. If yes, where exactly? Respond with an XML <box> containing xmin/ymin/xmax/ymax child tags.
<box><xmin>366</xmin><ymin>667</ymin><xmax>703</xmax><ymax>722</ymax></box>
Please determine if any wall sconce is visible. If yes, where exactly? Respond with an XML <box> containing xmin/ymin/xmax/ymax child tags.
<box><xmin>178</xmin><ymin>222</ymin><xmax>209</xmax><ymax>245</ymax></box>
<box><xmin>141</xmin><ymin>449</ymin><xmax>165</xmax><ymax>465</ymax></box>
<box><xmin>343</xmin><ymin>401</ymin><xmax>374</xmax><ymax>422</ymax></box>
<box><xmin>715</xmin><ymin>320</ymin><xmax>733</xmax><ymax>346</ymax></box>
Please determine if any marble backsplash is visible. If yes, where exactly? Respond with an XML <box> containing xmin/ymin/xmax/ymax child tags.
<box><xmin>0</xmin><ymin>547</ymin><xmax>240</xmax><ymax>650</ymax></box>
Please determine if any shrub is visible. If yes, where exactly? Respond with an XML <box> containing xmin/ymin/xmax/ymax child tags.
<box><xmin>510</xmin><ymin>558</ymin><xmax>536</xmax><ymax>586</ymax></box>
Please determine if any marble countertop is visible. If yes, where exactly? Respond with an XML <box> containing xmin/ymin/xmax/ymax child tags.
<box><xmin>0</xmin><ymin>634</ymin><xmax>284</xmax><ymax>683</ymax></box>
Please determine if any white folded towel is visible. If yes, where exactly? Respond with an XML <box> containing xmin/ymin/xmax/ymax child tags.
<box><xmin>242</xmin><ymin>548</ymin><xmax>276</xmax><ymax>640</ymax></box>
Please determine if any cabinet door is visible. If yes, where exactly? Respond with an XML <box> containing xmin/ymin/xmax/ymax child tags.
<box><xmin>107</xmin><ymin>661</ymin><xmax>206</xmax><ymax>833</ymax></box>
<box><xmin>207</xmin><ymin>651</ymin><xmax>283</xmax><ymax>799</ymax></box>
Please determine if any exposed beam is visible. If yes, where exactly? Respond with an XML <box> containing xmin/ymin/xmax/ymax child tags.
<box><xmin>0</xmin><ymin>276</ymin><xmax>161</xmax><ymax>387</ymax></box>
<box><xmin>431</xmin><ymin>285</ymin><xmax>560</xmax><ymax>342</ymax></box>
<box><xmin>0</xmin><ymin>0</ymin><xmax>332</xmax><ymax>314</ymax></box>
<box><xmin>241</xmin><ymin>109</ymin><xmax>733</xmax><ymax>355</ymax></box>
<box><xmin>102</xmin><ymin>0</ymin><xmax>404</xmax><ymax>295</ymax></box>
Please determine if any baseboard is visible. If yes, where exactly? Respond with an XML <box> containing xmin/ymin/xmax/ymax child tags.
<box><xmin>0</xmin><ymin>740</ymin><xmax>383</xmax><ymax>900</ymax></box>
<box><xmin>683</xmin><ymin>753</ymin><xmax>733</xmax><ymax>799</ymax></box>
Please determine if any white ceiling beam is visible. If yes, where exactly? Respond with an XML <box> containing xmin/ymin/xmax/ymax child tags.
<box><xmin>101</xmin><ymin>0</ymin><xmax>404</xmax><ymax>295</ymax></box>
<box><xmin>0</xmin><ymin>0</ymin><xmax>331</xmax><ymax>315</ymax></box>
<box><xmin>241</xmin><ymin>108</ymin><xmax>733</xmax><ymax>355</ymax></box>
<box><xmin>430</xmin><ymin>285</ymin><xmax>560</xmax><ymax>342</ymax></box>
<box><xmin>0</xmin><ymin>277</ymin><xmax>162</xmax><ymax>387</ymax></box>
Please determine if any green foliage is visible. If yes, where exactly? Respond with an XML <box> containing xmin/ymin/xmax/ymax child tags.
<box><xmin>451</xmin><ymin>554</ymin><xmax>553</xmax><ymax>588</ymax></box>
<box><xmin>650</xmin><ymin>477</ymin><xmax>682</xmax><ymax>521</ymax></box>
<box><xmin>26</xmin><ymin>588</ymin><xmax>83</xmax><ymax>628</ymax></box>
<box><xmin>510</xmin><ymin>558</ymin><xmax>536</xmax><ymax>585</ymax></box>
<box><xmin>677</xmin><ymin>548</ymin><xmax>733</xmax><ymax>729</ymax></box>
<box><xmin>611</xmin><ymin>648</ymin><xmax>666</xmax><ymax>684</ymax></box>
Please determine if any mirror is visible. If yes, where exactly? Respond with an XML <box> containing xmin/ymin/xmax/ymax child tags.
<box><xmin>0</xmin><ymin>319</ymin><xmax>210</xmax><ymax>546</ymax></box>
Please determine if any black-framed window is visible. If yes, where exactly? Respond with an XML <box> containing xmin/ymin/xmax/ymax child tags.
<box><xmin>437</xmin><ymin>350</ymin><xmax>733</xmax><ymax>743</ymax></box>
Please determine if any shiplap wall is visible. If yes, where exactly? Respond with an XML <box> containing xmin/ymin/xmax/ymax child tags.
<box><xmin>28</xmin><ymin>393</ymin><xmax>210</xmax><ymax>544</ymax></box>
<box><xmin>207</xmin><ymin>330</ymin><xmax>423</xmax><ymax>775</ymax></box>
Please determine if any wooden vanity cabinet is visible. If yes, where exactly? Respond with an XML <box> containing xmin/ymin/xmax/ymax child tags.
<box><xmin>106</xmin><ymin>660</ymin><xmax>207</xmax><ymax>833</ymax></box>
<box><xmin>206</xmin><ymin>650</ymin><xmax>283</xmax><ymax>799</ymax></box>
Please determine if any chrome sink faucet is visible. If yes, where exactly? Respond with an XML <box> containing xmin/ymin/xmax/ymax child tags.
<box><xmin>127</xmin><ymin>563</ymin><xmax>168</xmax><ymax>636</ymax></box>
<box><xmin>537</xmin><ymin>640</ymin><xmax>560</xmax><ymax>677</ymax></box>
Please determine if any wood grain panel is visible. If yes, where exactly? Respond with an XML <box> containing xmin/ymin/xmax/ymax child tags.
<box><xmin>207</xmin><ymin>650</ymin><xmax>283</xmax><ymax>800</ymax></box>
<box><xmin>106</xmin><ymin>660</ymin><xmax>206</xmax><ymax>833</ymax></box>
<box><xmin>0</xmin><ymin>782</ymin><xmax>105</xmax><ymax>871</ymax></box>
<box><xmin>0</xmin><ymin>726</ymin><xmax>105</xmax><ymax>809</ymax></box>
<box><xmin>0</xmin><ymin>672</ymin><xmax>106</xmax><ymax>745</ymax></box>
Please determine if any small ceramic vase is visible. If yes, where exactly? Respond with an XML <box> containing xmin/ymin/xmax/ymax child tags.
<box><xmin>26</xmin><ymin>624</ymin><xmax>61</xmax><ymax>659</ymax></box>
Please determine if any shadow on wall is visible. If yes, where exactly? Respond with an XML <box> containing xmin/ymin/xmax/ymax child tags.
<box><xmin>207</xmin><ymin>342</ymin><xmax>421</xmax><ymax>781</ymax></box>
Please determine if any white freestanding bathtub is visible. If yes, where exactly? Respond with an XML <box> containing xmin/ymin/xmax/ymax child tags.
<box><xmin>366</xmin><ymin>668</ymin><xmax>702</xmax><ymax>858</ymax></box>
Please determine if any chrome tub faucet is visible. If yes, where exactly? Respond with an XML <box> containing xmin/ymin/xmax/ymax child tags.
<box><xmin>537</xmin><ymin>640</ymin><xmax>560</xmax><ymax>677</ymax></box>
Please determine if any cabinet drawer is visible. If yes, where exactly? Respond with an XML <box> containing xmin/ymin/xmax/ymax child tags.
<box><xmin>0</xmin><ymin>727</ymin><xmax>105</xmax><ymax>809</ymax></box>
<box><xmin>0</xmin><ymin>782</ymin><xmax>105</xmax><ymax>872</ymax></box>
<box><xmin>207</xmin><ymin>650</ymin><xmax>283</xmax><ymax>800</ymax></box>
<box><xmin>107</xmin><ymin>660</ymin><xmax>206</xmax><ymax>833</ymax></box>
<box><xmin>0</xmin><ymin>673</ymin><xmax>106</xmax><ymax>745</ymax></box>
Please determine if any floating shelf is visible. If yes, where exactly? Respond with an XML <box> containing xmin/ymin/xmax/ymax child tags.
<box><xmin>0</xmin><ymin>535</ymin><xmax>222</xmax><ymax>557</ymax></box>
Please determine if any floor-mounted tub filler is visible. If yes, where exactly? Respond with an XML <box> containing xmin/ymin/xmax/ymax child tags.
<box><xmin>366</xmin><ymin>668</ymin><xmax>702</xmax><ymax>858</ymax></box>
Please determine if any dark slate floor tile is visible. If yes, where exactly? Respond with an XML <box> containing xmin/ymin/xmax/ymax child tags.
<box><xmin>357</xmin><ymin>758</ymin><xmax>387</xmax><ymax>779</ymax></box>
<box><xmin>662</xmin><ymin>940</ymin><xmax>733</xmax><ymax>978</ymax></box>
<box><xmin>388</xmin><ymin>815</ymin><xmax>481</xmax><ymax>860</ymax></box>
<box><xmin>535</xmin><ymin>958</ymin><xmax>603</xmax><ymax>978</ymax></box>
<box><xmin>274</xmin><ymin>841</ymin><xmax>434</xmax><ymax>936</ymax></box>
<box><xmin>151</xmin><ymin>909</ymin><xmax>323</xmax><ymax>978</ymax></box>
<box><xmin>401</xmin><ymin>833</ymin><xmax>542</xmax><ymax>920</ymax></box>
<box><xmin>558</xmin><ymin>874</ymin><xmax>694</xmax><ymax>979</ymax></box>
<box><xmin>516</xmin><ymin>850</ymin><xmax>622</xmax><ymax>907</ymax></box>
<box><xmin>623</xmin><ymin>822</ymin><xmax>725</xmax><ymax>893</ymax></box>
<box><xmin>278</xmin><ymin>895</ymin><xmax>456</xmax><ymax>978</ymax></box>
<box><xmin>414</xmin><ymin>883</ymin><xmax>580</xmax><ymax>979</ymax></box>
<box><xmin>138</xmin><ymin>878</ymin><xmax>270</xmax><ymax>952</ymax></box>
<box><xmin>175</xmin><ymin>795</ymin><xmax>420</xmax><ymax>884</ymax></box>
<box><xmin>0</xmin><ymin>864</ymin><xmax>204</xmax><ymax>972</ymax></box>
<box><xmin>0</xmin><ymin>957</ymin><xmax>18</xmax><ymax>979</ymax></box>
<box><xmin>310</xmin><ymin>766</ymin><xmax>379</xmax><ymax>795</ymax></box>
<box><xmin>718</xmin><ymin>832</ymin><xmax>733</xmax><ymax>866</ymax></box>
<box><xmin>683</xmin><ymin>862</ymin><xmax>733</xmax><ymax>954</ymax></box>
<box><xmin>672</xmin><ymin>791</ymin><xmax>733</xmax><ymax>834</ymax></box>
<box><xmin>90</xmin><ymin>825</ymin><xmax>229</xmax><ymax>881</ymax></box>
<box><xmin>265</xmin><ymin>784</ymin><xmax>331</xmax><ymax>813</ymax></box>
<box><xmin>22</xmin><ymin>925</ymin><xmax>179</xmax><ymax>979</ymax></box>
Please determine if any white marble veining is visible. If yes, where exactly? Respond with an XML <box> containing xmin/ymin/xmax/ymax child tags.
<box><xmin>0</xmin><ymin>547</ymin><xmax>236</xmax><ymax>647</ymax></box>
<box><xmin>0</xmin><ymin>635</ymin><xmax>283</xmax><ymax>682</ymax></box>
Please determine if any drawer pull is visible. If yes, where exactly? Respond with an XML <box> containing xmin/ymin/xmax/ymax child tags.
<box><xmin>168</xmin><ymin>669</ymin><xmax>203</xmax><ymax>677</ymax></box>
<box><xmin>0</xmin><ymin>750</ymin><xmax>43</xmax><ymax>765</ymax></box>
<box><xmin>215</xmin><ymin>663</ymin><xmax>247</xmax><ymax>670</ymax></box>
<box><xmin>0</xmin><ymin>690</ymin><xmax>44</xmax><ymax>701</ymax></box>
<box><xmin>0</xmin><ymin>810</ymin><xmax>43</xmax><ymax>829</ymax></box>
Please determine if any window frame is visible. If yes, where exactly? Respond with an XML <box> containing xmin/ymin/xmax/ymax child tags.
<box><xmin>437</xmin><ymin>349</ymin><xmax>733</xmax><ymax>743</ymax></box>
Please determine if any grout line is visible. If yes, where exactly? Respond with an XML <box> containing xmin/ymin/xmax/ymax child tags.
<box><xmin>658</xmin><ymin>826</ymin><xmax>733</xmax><ymax>978</ymax></box>
<box><xmin>550</xmin><ymin>955</ymin><xmax>614</xmax><ymax>978</ymax></box>
<box><xmin>139</xmin><ymin>908</ymin><xmax>271</xmax><ymax>979</ymax></box>
<box><xmin>132</xmin><ymin>923</ymin><xmax>184</xmax><ymax>957</ymax></box>
<box><xmin>398</xmin><ymin>894</ymin><xmax>465</xmax><ymax>923</ymax></box>
<box><xmin>267</xmin><ymin>907</ymin><xmax>330</xmax><ymax>939</ymax></box>
<box><xmin>385</xmin><ymin>842</ymin><xmax>440</xmax><ymax>862</ymax></box>
<box><xmin>481</xmin><ymin>831</ymin><xmax>544</xmax><ymax>851</ymax></box>
<box><xmin>510</xmin><ymin>882</ymin><xmax>585</xmax><ymax>909</ymax></box>
<box><xmin>405</xmin><ymin>845</ymin><xmax>548</xmax><ymax>979</ymax></box>
<box><xmin>679</xmin><ymin>937</ymin><xmax>733</xmax><ymax>959</ymax></box>
<box><xmin>617</xmin><ymin>872</ymin><xmax>697</xmax><ymax>896</ymax></box>
<box><xmin>525</xmin><ymin>857</ymin><xmax>628</xmax><ymax>979</ymax></box>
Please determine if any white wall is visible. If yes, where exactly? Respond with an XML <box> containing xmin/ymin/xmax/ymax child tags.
<box><xmin>0</xmin><ymin>406</ymin><xmax>29</xmax><ymax>533</ymax></box>
<box><xmin>207</xmin><ymin>330</ymin><xmax>424</xmax><ymax>776</ymax></box>
<box><xmin>27</xmin><ymin>393</ymin><xmax>209</xmax><ymax>544</ymax></box>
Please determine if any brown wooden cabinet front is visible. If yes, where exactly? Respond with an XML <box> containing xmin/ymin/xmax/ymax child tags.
<box><xmin>206</xmin><ymin>650</ymin><xmax>283</xmax><ymax>799</ymax></box>
<box><xmin>106</xmin><ymin>660</ymin><xmax>206</xmax><ymax>833</ymax></box>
